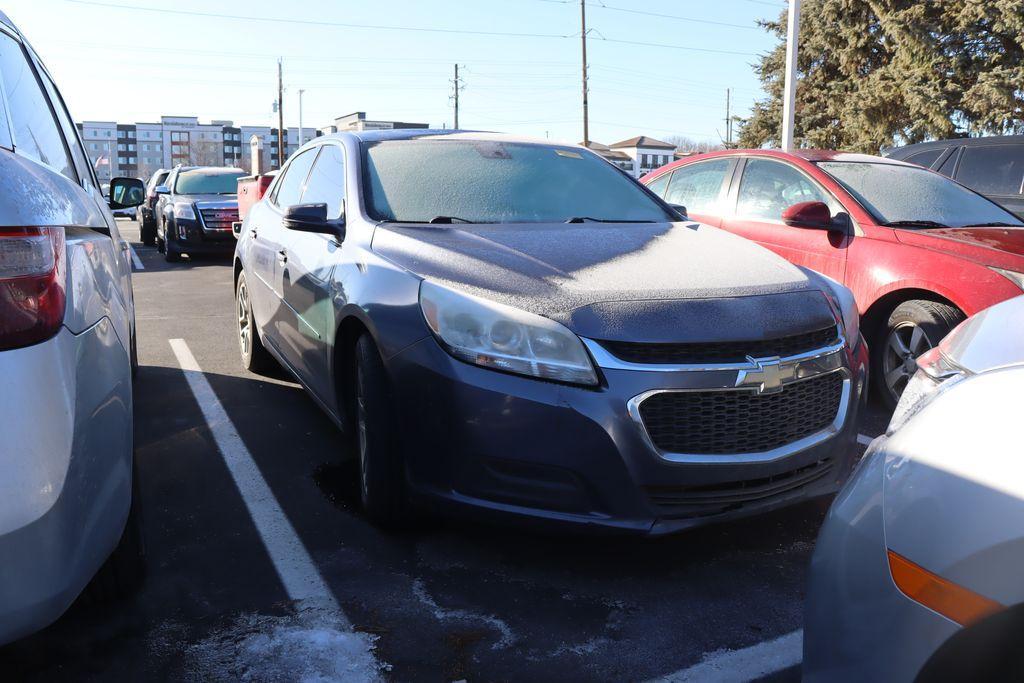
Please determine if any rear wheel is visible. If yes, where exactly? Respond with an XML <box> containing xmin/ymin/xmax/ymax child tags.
<box><xmin>140</xmin><ymin>219</ymin><xmax>156</xmax><ymax>247</ymax></box>
<box><xmin>874</xmin><ymin>299</ymin><xmax>965</xmax><ymax>408</ymax></box>
<box><xmin>354</xmin><ymin>334</ymin><xmax>408</xmax><ymax>527</ymax></box>
<box><xmin>236</xmin><ymin>272</ymin><xmax>274</xmax><ymax>374</ymax></box>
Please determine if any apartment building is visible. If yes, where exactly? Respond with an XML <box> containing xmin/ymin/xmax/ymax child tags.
<box><xmin>608</xmin><ymin>136</ymin><xmax>678</xmax><ymax>178</ymax></box>
<box><xmin>77</xmin><ymin>116</ymin><xmax>319</xmax><ymax>181</ymax></box>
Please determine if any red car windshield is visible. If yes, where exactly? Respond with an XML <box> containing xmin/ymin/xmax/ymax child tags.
<box><xmin>818</xmin><ymin>161</ymin><xmax>1023</xmax><ymax>228</ymax></box>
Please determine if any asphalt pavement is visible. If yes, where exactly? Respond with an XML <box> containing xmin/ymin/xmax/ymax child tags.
<box><xmin>0</xmin><ymin>220</ymin><xmax>892</xmax><ymax>682</ymax></box>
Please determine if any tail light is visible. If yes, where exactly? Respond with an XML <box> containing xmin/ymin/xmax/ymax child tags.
<box><xmin>0</xmin><ymin>227</ymin><xmax>66</xmax><ymax>351</ymax></box>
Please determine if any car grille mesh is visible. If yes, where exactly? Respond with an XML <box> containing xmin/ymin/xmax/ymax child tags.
<box><xmin>199</xmin><ymin>207</ymin><xmax>239</xmax><ymax>231</ymax></box>
<box><xmin>601</xmin><ymin>326</ymin><xmax>839</xmax><ymax>365</ymax></box>
<box><xmin>637</xmin><ymin>372</ymin><xmax>844</xmax><ymax>455</ymax></box>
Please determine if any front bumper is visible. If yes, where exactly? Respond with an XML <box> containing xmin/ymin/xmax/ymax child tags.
<box><xmin>803</xmin><ymin>436</ymin><xmax>959</xmax><ymax>681</ymax></box>
<box><xmin>388</xmin><ymin>334</ymin><xmax>868</xmax><ymax>535</ymax></box>
<box><xmin>170</xmin><ymin>216</ymin><xmax>236</xmax><ymax>253</ymax></box>
<box><xmin>0</xmin><ymin>322</ymin><xmax>133</xmax><ymax>645</ymax></box>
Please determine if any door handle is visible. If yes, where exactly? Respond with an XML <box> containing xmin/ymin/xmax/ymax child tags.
<box><xmin>277</xmin><ymin>249</ymin><xmax>288</xmax><ymax>264</ymax></box>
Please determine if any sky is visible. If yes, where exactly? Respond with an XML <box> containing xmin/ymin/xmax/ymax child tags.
<box><xmin>5</xmin><ymin>0</ymin><xmax>785</xmax><ymax>147</ymax></box>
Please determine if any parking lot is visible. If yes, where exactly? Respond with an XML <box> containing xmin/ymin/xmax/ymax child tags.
<box><xmin>0</xmin><ymin>219</ymin><xmax>890</xmax><ymax>681</ymax></box>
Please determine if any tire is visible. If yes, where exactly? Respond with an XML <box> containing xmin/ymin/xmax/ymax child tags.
<box><xmin>873</xmin><ymin>299</ymin><xmax>965</xmax><ymax>408</ymax></box>
<box><xmin>82</xmin><ymin>464</ymin><xmax>145</xmax><ymax>604</ymax></box>
<box><xmin>141</xmin><ymin>220</ymin><xmax>156</xmax><ymax>247</ymax></box>
<box><xmin>354</xmin><ymin>334</ymin><xmax>408</xmax><ymax>527</ymax></box>
<box><xmin>236</xmin><ymin>272</ymin><xmax>274</xmax><ymax>374</ymax></box>
<box><xmin>164</xmin><ymin>225</ymin><xmax>182</xmax><ymax>263</ymax></box>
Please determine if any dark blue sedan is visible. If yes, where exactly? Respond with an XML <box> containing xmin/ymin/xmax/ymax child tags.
<box><xmin>233</xmin><ymin>130</ymin><xmax>868</xmax><ymax>534</ymax></box>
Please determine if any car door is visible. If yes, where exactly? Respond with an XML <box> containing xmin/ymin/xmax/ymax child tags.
<box><xmin>655</xmin><ymin>158</ymin><xmax>735</xmax><ymax>227</ymax></box>
<box><xmin>952</xmin><ymin>144</ymin><xmax>1024</xmax><ymax>219</ymax></box>
<box><xmin>720</xmin><ymin>157</ymin><xmax>848</xmax><ymax>284</ymax></box>
<box><xmin>257</xmin><ymin>147</ymin><xmax>319</xmax><ymax>357</ymax></box>
<box><xmin>277</xmin><ymin>143</ymin><xmax>346</xmax><ymax>401</ymax></box>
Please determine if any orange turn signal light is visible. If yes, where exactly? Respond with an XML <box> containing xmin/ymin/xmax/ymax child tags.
<box><xmin>888</xmin><ymin>549</ymin><xmax>1003</xmax><ymax>626</ymax></box>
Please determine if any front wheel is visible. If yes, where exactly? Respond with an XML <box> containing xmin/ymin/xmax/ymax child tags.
<box><xmin>354</xmin><ymin>335</ymin><xmax>408</xmax><ymax>527</ymax></box>
<box><xmin>236</xmin><ymin>272</ymin><xmax>274</xmax><ymax>374</ymax></box>
<box><xmin>874</xmin><ymin>299</ymin><xmax>965</xmax><ymax>408</ymax></box>
<box><xmin>164</xmin><ymin>224</ymin><xmax>182</xmax><ymax>263</ymax></box>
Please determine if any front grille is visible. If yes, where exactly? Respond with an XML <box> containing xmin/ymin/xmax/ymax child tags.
<box><xmin>199</xmin><ymin>207</ymin><xmax>239</xmax><ymax>231</ymax></box>
<box><xmin>645</xmin><ymin>459</ymin><xmax>834</xmax><ymax>519</ymax></box>
<box><xmin>601</xmin><ymin>326</ymin><xmax>839</xmax><ymax>365</ymax></box>
<box><xmin>638</xmin><ymin>372</ymin><xmax>844</xmax><ymax>455</ymax></box>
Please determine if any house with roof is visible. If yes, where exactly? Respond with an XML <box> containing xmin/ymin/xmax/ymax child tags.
<box><xmin>608</xmin><ymin>136</ymin><xmax>678</xmax><ymax>178</ymax></box>
<box><xmin>580</xmin><ymin>141</ymin><xmax>635</xmax><ymax>175</ymax></box>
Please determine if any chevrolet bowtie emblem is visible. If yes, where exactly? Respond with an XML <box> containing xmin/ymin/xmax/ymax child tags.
<box><xmin>735</xmin><ymin>356</ymin><xmax>790</xmax><ymax>395</ymax></box>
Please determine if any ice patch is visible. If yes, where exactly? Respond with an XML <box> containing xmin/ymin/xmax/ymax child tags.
<box><xmin>185</xmin><ymin>607</ymin><xmax>384</xmax><ymax>682</ymax></box>
<box><xmin>411</xmin><ymin>578</ymin><xmax>517</xmax><ymax>650</ymax></box>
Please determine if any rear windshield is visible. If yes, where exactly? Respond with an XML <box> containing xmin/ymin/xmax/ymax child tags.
<box><xmin>817</xmin><ymin>161</ymin><xmax>1023</xmax><ymax>228</ymax></box>
<box><xmin>174</xmin><ymin>169</ymin><xmax>244</xmax><ymax>195</ymax></box>
<box><xmin>361</xmin><ymin>139</ymin><xmax>675</xmax><ymax>224</ymax></box>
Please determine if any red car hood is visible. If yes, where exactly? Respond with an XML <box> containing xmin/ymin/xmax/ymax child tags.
<box><xmin>895</xmin><ymin>226</ymin><xmax>1024</xmax><ymax>268</ymax></box>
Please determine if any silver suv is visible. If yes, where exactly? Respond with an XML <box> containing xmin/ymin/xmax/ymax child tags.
<box><xmin>0</xmin><ymin>12</ymin><xmax>146</xmax><ymax>645</ymax></box>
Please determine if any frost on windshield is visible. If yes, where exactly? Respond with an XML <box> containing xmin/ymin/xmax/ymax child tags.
<box><xmin>818</xmin><ymin>162</ymin><xmax>1022</xmax><ymax>227</ymax></box>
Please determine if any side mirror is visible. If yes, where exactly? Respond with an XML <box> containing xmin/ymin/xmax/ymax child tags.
<box><xmin>154</xmin><ymin>184</ymin><xmax>170</xmax><ymax>195</ymax></box>
<box><xmin>782</xmin><ymin>201</ymin><xmax>832</xmax><ymax>229</ymax></box>
<box><xmin>108</xmin><ymin>177</ymin><xmax>146</xmax><ymax>209</ymax></box>
<box><xmin>283</xmin><ymin>202</ymin><xmax>346</xmax><ymax>240</ymax></box>
<box><xmin>669</xmin><ymin>203</ymin><xmax>688</xmax><ymax>219</ymax></box>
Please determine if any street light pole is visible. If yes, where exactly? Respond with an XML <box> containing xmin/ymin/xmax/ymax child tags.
<box><xmin>298</xmin><ymin>89</ymin><xmax>305</xmax><ymax>148</ymax></box>
<box><xmin>580</xmin><ymin>0</ymin><xmax>589</xmax><ymax>147</ymax></box>
<box><xmin>781</xmin><ymin>0</ymin><xmax>801</xmax><ymax>151</ymax></box>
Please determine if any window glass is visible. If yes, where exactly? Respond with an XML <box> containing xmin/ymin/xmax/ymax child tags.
<box><xmin>361</xmin><ymin>139</ymin><xmax>675</xmax><ymax>224</ymax></box>
<box><xmin>937</xmin><ymin>148</ymin><xmax>959</xmax><ymax>177</ymax></box>
<box><xmin>0</xmin><ymin>33</ymin><xmax>73</xmax><ymax>179</ymax></box>
<box><xmin>736</xmin><ymin>158</ymin><xmax>832</xmax><ymax>220</ymax></box>
<box><xmin>903</xmin><ymin>148</ymin><xmax>943</xmax><ymax>168</ymax></box>
<box><xmin>39</xmin><ymin>68</ymin><xmax>93</xmax><ymax>186</ymax></box>
<box><xmin>174</xmin><ymin>169</ymin><xmax>244</xmax><ymax>195</ymax></box>
<box><xmin>956</xmin><ymin>145</ymin><xmax>1024</xmax><ymax>196</ymax></box>
<box><xmin>645</xmin><ymin>172</ymin><xmax>671</xmax><ymax>198</ymax></box>
<box><xmin>301</xmin><ymin>145</ymin><xmax>345</xmax><ymax>218</ymax></box>
<box><xmin>273</xmin><ymin>148</ymin><xmax>317</xmax><ymax>207</ymax></box>
<box><xmin>663</xmin><ymin>158</ymin><xmax>731</xmax><ymax>213</ymax></box>
<box><xmin>818</xmin><ymin>161</ymin><xmax>1022</xmax><ymax>228</ymax></box>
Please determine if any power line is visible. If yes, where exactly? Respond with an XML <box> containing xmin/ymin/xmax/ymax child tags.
<box><xmin>589</xmin><ymin>2</ymin><xmax>761</xmax><ymax>30</ymax></box>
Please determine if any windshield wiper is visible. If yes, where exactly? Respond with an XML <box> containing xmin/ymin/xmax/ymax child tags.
<box><xmin>960</xmin><ymin>221</ymin><xmax>1023</xmax><ymax>228</ymax></box>
<box><xmin>881</xmin><ymin>220</ymin><xmax>951</xmax><ymax>229</ymax></box>
<box><xmin>565</xmin><ymin>216</ymin><xmax>657</xmax><ymax>223</ymax></box>
<box><xmin>428</xmin><ymin>215</ymin><xmax>477</xmax><ymax>224</ymax></box>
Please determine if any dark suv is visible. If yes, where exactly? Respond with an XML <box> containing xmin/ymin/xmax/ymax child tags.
<box><xmin>137</xmin><ymin>167</ymin><xmax>168</xmax><ymax>246</ymax></box>
<box><xmin>886</xmin><ymin>136</ymin><xmax>1024</xmax><ymax>218</ymax></box>
<box><xmin>155</xmin><ymin>166</ymin><xmax>244</xmax><ymax>262</ymax></box>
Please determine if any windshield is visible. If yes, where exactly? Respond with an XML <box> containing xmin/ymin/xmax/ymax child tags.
<box><xmin>817</xmin><ymin>161</ymin><xmax>1023</xmax><ymax>228</ymax></box>
<box><xmin>361</xmin><ymin>139</ymin><xmax>675</xmax><ymax>224</ymax></box>
<box><xmin>174</xmin><ymin>169</ymin><xmax>244</xmax><ymax>195</ymax></box>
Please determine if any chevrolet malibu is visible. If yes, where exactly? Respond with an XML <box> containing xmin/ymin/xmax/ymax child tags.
<box><xmin>233</xmin><ymin>130</ymin><xmax>868</xmax><ymax>533</ymax></box>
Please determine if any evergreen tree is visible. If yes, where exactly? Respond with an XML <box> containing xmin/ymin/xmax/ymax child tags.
<box><xmin>739</xmin><ymin>0</ymin><xmax>1024</xmax><ymax>152</ymax></box>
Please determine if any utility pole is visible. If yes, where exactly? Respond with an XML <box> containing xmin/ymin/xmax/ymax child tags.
<box><xmin>781</xmin><ymin>0</ymin><xmax>801</xmax><ymax>151</ymax></box>
<box><xmin>454</xmin><ymin>64</ymin><xmax>460</xmax><ymax>129</ymax></box>
<box><xmin>298</xmin><ymin>89</ymin><xmax>305</xmax><ymax>148</ymax></box>
<box><xmin>580</xmin><ymin>0</ymin><xmax>590</xmax><ymax>146</ymax></box>
<box><xmin>277</xmin><ymin>58</ymin><xmax>285</xmax><ymax>168</ymax></box>
<box><xmin>725</xmin><ymin>88</ymin><xmax>731</xmax><ymax>147</ymax></box>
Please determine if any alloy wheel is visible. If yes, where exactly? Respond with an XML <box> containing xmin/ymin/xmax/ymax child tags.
<box><xmin>237</xmin><ymin>280</ymin><xmax>251</xmax><ymax>359</ymax></box>
<box><xmin>881</xmin><ymin>321</ymin><xmax>933</xmax><ymax>400</ymax></box>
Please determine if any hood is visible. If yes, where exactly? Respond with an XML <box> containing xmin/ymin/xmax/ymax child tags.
<box><xmin>373</xmin><ymin>221</ymin><xmax>838</xmax><ymax>342</ymax></box>
<box><xmin>895</xmin><ymin>226</ymin><xmax>1024</xmax><ymax>268</ymax></box>
<box><xmin>940</xmin><ymin>294</ymin><xmax>1024</xmax><ymax>374</ymax></box>
<box><xmin>177</xmin><ymin>193</ymin><xmax>238</xmax><ymax>204</ymax></box>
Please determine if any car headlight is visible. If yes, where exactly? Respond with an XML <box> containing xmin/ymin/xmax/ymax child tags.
<box><xmin>887</xmin><ymin>345</ymin><xmax>968</xmax><ymax>434</ymax></box>
<box><xmin>173</xmin><ymin>202</ymin><xmax>196</xmax><ymax>220</ymax></box>
<box><xmin>419</xmin><ymin>280</ymin><xmax>599</xmax><ymax>386</ymax></box>
<box><xmin>817</xmin><ymin>275</ymin><xmax>859</xmax><ymax>343</ymax></box>
<box><xmin>991</xmin><ymin>267</ymin><xmax>1024</xmax><ymax>291</ymax></box>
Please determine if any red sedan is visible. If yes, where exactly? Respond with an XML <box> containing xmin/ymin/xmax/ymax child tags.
<box><xmin>642</xmin><ymin>150</ymin><xmax>1024</xmax><ymax>406</ymax></box>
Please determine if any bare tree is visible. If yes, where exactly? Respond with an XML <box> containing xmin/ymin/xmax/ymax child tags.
<box><xmin>665</xmin><ymin>136</ymin><xmax>725</xmax><ymax>154</ymax></box>
<box><xmin>190</xmin><ymin>138</ymin><xmax>223</xmax><ymax>167</ymax></box>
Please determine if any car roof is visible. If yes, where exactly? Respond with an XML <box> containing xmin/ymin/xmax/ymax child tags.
<box><xmin>658</xmin><ymin>148</ymin><xmax>913</xmax><ymax>172</ymax></box>
<box><xmin>887</xmin><ymin>135</ymin><xmax>1024</xmax><ymax>159</ymax></box>
<box><xmin>321</xmin><ymin>128</ymin><xmax>570</xmax><ymax>147</ymax></box>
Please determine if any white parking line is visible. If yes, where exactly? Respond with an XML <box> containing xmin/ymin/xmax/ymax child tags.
<box><xmin>857</xmin><ymin>433</ymin><xmax>876</xmax><ymax>446</ymax></box>
<box><xmin>128</xmin><ymin>244</ymin><xmax>144</xmax><ymax>270</ymax></box>
<box><xmin>168</xmin><ymin>338</ymin><xmax>342</xmax><ymax>613</ymax></box>
<box><xmin>649</xmin><ymin>629</ymin><xmax>803</xmax><ymax>682</ymax></box>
